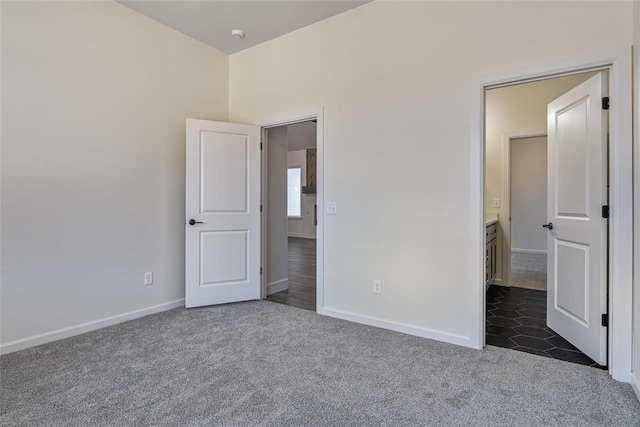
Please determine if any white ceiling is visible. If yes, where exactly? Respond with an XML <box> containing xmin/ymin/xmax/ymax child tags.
<box><xmin>118</xmin><ymin>0</ymin><xmax>369</xmax><ymax>54</ymax></box>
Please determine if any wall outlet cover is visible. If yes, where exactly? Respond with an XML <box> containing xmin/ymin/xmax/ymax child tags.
<box><xmin>373</xmin><ymin>280</ymin><xmax>382</xmax><ymax>294</ymax></box>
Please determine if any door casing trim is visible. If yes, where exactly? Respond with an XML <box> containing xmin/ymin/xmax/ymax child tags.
<box><xmin>470</xmin><ymin>48</ymin><xmax>633</xmax><ymax>382</ymax></box>
<box><xmin>259</xmin><ymin>109</ymin><xmax>325</xmax><ymax>312</ymax></box>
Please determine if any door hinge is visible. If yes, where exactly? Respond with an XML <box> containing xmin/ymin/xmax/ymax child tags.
<box><xmin>602</xmin><ymin>205</ymin><xmax>609</xmax><ymax>219</ymax></box>
<box><xmin>260</xmin><ymin>142</ymin><xmax>263</xmax><ymax>150</ymax></box>
<box><xmin>260</xmin><ymin>204</ymin><xmax>263</xmax><ymax>213</ymax></box>
<box><xmin>601</xmin><ymin>313</ymin><xmax>608</xmax><ymax>327</ymax></box>
<box><xmin>260</xmin><ymin>267</ymin><xmax>263</xmax><ymax>275</ymax></box>
<box><xmin>602</xmin><ymin>96</ymin><xmax>610</xmax><ymax>110</ymax></box>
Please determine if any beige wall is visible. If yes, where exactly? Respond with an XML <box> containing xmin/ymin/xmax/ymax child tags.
<box><xmin>633</xmin><ymin>0</ymin><xmax>640</xmax><ymax>393</ymax></box>
<box><xmin>485</xmin><ymin>73</ymin><xmax>595</xmax><ymax>284</ymax></box>
<box><xmin>229</xmin><ymin>1</ymin><xmax>632</xmax><ymax>342</ymax></box>
<box><xmin>0</xmin><ymin>1</ymin><xmax>228</xmax><ymax>346</ymax></box>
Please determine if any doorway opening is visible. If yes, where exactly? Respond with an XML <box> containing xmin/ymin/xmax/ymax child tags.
<box><xmin>262</xmin><ymin>120</ymin><xmax>318</xmax><ymax>311</ymax></box>
<box><xmin>484</xmin><ymin>70</ymin><xmax>608</xmax><ymax>368</ymax></box>
<box><xmin>509</xmin><ymin>135</ymin><xmax>548</xmax><ymax>291</ymax></box>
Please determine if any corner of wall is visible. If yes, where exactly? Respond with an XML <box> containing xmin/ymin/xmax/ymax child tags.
<box><xmin>632</xmin><ymin>0</ymin><xmax>640</xmax><ymax>387</ymax></box>
<box><xmin>1</xmin><ymin>1</ymin><xmax>229</xmax><ymax>349</ymax></box>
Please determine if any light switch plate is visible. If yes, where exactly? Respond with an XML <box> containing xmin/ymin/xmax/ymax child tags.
<box><xmin>492</xmin><ymin>199</ymin><xmax>500</xmax><ymax>208</ymax></box>
<box><xmin>327</xmin><ymin>201</ymin><xmax>337</xmax><ymax>215</ymax></box>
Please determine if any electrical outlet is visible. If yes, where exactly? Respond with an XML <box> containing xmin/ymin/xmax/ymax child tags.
<box><xmin>144</xmin><ymin>272</ymin><xmax>153</xmax><ymax>286</ymax></box>
<box><xmin>492</xmin><ymin>199</ymin><xmax>500</xmax><ymax>208</ymax></box>
<box><xmin>373</xmin><ymin>280</ymin><xmax>382</xmax><ymax>294</ymax></box>
<box><xmin>327</xmin><ymin>201</ymin><xmax>338</xmax><ymax>215</ymax></box>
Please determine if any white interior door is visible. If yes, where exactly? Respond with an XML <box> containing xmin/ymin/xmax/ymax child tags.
<box><xmin>546</xmin><ymin>73</ymin><xmax>608</xmax><ymax>365</ymax></box>
<box><xmin>185</xmin><ymin>119</ymin><xmax>261</xmax><ymax>308</ymax></box>
<box><xmin>511</xmin><ymin>136</ymin><xmax>548</xmax><ymax>253</ymax></box>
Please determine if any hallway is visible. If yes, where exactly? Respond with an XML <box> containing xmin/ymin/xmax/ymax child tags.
<box><xmin>266</xmin><ymin>237</ymin><xmax>316</xmax><ymax>311</ymax></box>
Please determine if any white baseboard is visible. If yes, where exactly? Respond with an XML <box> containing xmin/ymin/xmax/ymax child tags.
<box><xmin>267</xmin><ymin>279</ymin><xmax>289</xmax><ymax>295</ymax></box>
<box><xmin>632</xmin><ymin>371</ymin><xmax>640</xmax><ymax>403</ymax></box>
<box><xmin>0</xmin><ymin>299</ymin><xmax>185</xmax><ymax>355</ymax></box>
<box><xmin>490</xmin><ymin>278</ymin><xmax>504</xmax><ymax>286</ymax></box>
<box><xmin>511</xmin><ymin>248</ymin><xmax>547</xmax><ymax>254</ymax></box>
<box><xmin>318</xmin><ymin>306</ymin><xmax>472</xmax><ymax>348</ymax></box>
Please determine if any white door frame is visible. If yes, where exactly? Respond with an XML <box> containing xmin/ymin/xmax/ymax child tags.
<box><xmin>501</xmin><ymin>130</ymin><xmax>547</xmax><ymax>287</ymax></box>
<box><xmin>259</xmin><ymin>109</ymin><xmax>324</xmax><ymax>312</ymax></box>
<box><xmin>471</xmin><ymin>48</ymin><xmax>633</xmax><ymax>382</ymax></box>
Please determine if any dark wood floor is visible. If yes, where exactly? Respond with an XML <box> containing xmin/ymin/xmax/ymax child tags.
<box><xmin>266</xmin><ymin>237</ymin><xmax>316</xmax><ymax>311</ymax></box>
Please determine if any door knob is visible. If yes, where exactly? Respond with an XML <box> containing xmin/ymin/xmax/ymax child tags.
<box><xmin>188</xmin><ymin>219</ymin><xmax>204</xmax><ymax>225</ymax></box>
<box><xmin>542</xmin><ymin>222</ymin><xmax>553</xmax><ymax>230</ymax></box>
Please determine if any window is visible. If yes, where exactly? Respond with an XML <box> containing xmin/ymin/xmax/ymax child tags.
<box><xmin>287</xmin><ymin>167</ymin><xmax>302</xmax><ymax>217</ymax></box>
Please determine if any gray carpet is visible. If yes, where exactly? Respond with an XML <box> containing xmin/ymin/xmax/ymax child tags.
<box><xmin>511</xmin><ymin>251</ymin><xmax>547</xmax><ymax>290</ymax></box>
<box><xmin>1</xmin><ymin>301</ymin><xmax>639</xmax><ymax>426</ymax></box>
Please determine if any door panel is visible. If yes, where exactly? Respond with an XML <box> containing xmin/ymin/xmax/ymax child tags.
<box><xmin>556</xmin><ymin>99</ymin><xmax>589</xmax><ymax>217</ymax></box>
<box><xmin>186</xmin><ymin>119</ymin><xmax>261</xmax><ymax>308</ymax></box>
<box><xmin>555</xmin><ymin>240</ymin><xmax>588</xmax><ymax>326</ymax></box>
<box><xmin>200</xmin><ymin>230</ymin><xmax>248</xmax><ymax>285</ymax></box>
<box><xmin>547</xmin><ymin>72</ymin><xmax>607</xmax><ymax>365</ymax></box>
<box><xmin>200</xmin><ymin>131</ymin><xmax>249</xmax><ymax>213</ymax></box>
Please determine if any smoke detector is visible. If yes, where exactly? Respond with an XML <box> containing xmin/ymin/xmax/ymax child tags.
<box><xmin>231</xmin><ymin>29</ymin><xmax>245</xmax><ymax>39</ymax></box>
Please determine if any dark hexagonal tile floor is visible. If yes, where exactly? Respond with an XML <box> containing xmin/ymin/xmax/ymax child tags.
<box><xmin>486</xmin><ymin>285</ymin><xmax>606</xmax><ymax>369</ymax></box>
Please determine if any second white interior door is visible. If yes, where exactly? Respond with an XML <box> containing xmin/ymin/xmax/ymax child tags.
<box><xmin>511</xmin><ymin>136</ymin><xmax>547</xmax><ymax>254</ymax></box>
